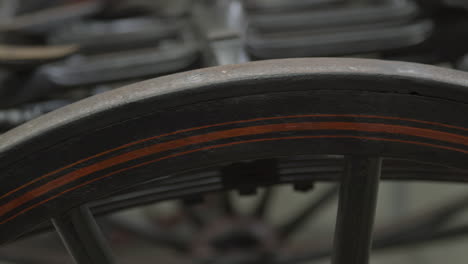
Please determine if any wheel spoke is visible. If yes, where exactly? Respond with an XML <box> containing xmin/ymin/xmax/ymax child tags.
<box><xmin>279</xmin><ymin>185</ymin><xmax>338</xmax><ymax>240</ymax></box>
<box><xmin>331</xmin><ymin>156</ymin><xmax>381</xmax><ymax>264</ymax></box>
<box><xmin>52</xmin><ymin>206</ymin><xmax>115</xmax><ymax>264</ymax></box>
<box><xmin>276</xmin><ymin>223</ymin><xmax>468</xmax><ymax>264</ymax></box>
<box><xmin>276</xmin><ymin>192</ymin><xmax>468</xmax><ymax>264</ymax></box>
<box><xmin>220</xmin><ymin>192</ymin><xmax>236</xmax><ymax>216</ymax></box>
<box><xmin>252</xmin><ymin>187</ymin><xmax>274</xmax><ymax>219</ymax></box>
<box><xmin>276</xmin><ymin>224</ymin><xmax>468</xmax><ymax>264</ymax></box>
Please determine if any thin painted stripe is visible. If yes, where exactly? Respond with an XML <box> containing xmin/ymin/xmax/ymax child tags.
<box><xmin>2</xmin><ymin>114</ymin><xmax>466</xmax><ymax>202</ymax></box>
<box><xmin>1</xmin><ymin>134</ymin><xmax>467</xmax><ymax>225</ymax></box>
<box><xmin>1</xmin><ymin>121</ymin><xmax>467</xmax><ymax>217</ymax></box>
<box><xmin>2</xmin><ymin>115</ymin><xmax>465</xmax><ymax>202</ymax></box>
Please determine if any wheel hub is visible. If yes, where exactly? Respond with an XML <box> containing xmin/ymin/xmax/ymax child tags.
<box><xmin>192</xmin><ymin>217</ymin><xmax>279</xmax><ymax>262</ymax></box>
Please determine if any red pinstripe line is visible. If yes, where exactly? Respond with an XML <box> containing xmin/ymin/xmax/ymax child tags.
<box><xmin>1</xmin><ymin>121</ymin><xmax>467</xmax><ymax>217</ymax></box>
<box><xmin>1</xmin><ymin>134</ymin><xmax>466</xmax><ymax>225</ymax></box>
<box><xmin>2</xmin><ymin>115</ymin><xmax>465</xmax><ymax>202</ymax></box>
<box><xmin>2</xmin><ymin>114</ymin><xmax>466</xmax><ymax>203</ymax></box>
